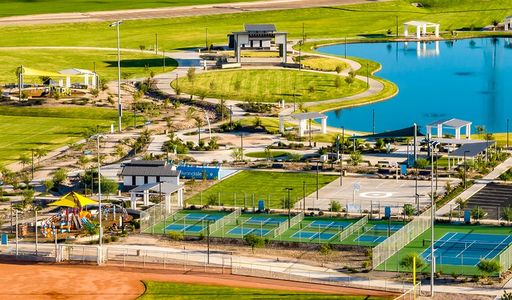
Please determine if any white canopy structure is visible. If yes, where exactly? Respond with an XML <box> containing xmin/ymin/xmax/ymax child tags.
<box><xmin>59</xmin><ymin>68</ymin><xmax>98</xmax><ymax>88</ymax></box>
<box><xmin>279</xmin><ymin>112</ymin><xmax>327</xmax><ymax>137</ymax></box>
<box><xmin>128</xmin><ymin>182</ymin><xmax>184</xmax><ymax>211</ymax></box>
<box><xmin>404</xmin><ymin>21</ymin><xmax>440</xmax><ymax>39</ymax></box>
<box><xmin>505</xmin><ymin>16</ymin><xmax>512</xmax><ymax>31</ymax></box>
<box><xmin>426</xmin><ymin>118</ymin><xmax>472</xmax><ymax>140</ymax></box>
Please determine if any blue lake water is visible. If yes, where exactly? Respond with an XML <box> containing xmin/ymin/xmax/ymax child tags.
<box><xmin>317</xmin><ymin>38</ymin><xmax>512</xmax><ymax>133</ymax></box>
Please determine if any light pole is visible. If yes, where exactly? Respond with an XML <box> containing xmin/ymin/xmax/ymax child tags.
<box><xmin>315</xmin><ymin>161</ymin><xmax>319</xmax><ymax>210</ymax></box>
<box><xmin>507</xmin><ymin>118</ymin><xmax>510</xmax><ymax>149</ymax></box>
<box><xmin>31</xmin><ymin>149</ymin><xmax>34</xmax><ymax>180</ymax></box>
<box><xmin>95</xmin><ymin>134</ymin><xmax>104</xmax><ymax>247</ymax></box>
<box><xmin>340</xmin><ymin>127</ymin><xmax>345</xmax><ymax>186</ymax></box>
<box><xmin>15</xmin><ymin>208</ymin><xmax>18</xmax><ymax>256</ymax></box>
<box><xmin>429</xmin><ymin>140</ymin><xmax>438</xmax><ymax>297</ymax></box>
<box><xmin>463</xmin><ymin>150</ymin><xmax>470</xmax><ymax>189</ymax></box>
<box><xmin>207</xmin><ymin>219</ymin><xmax>211</xmax><ymax>264</ymax></box>
<box><xmin>109</xmin><ymin>20</ymin><xmax>123</xmax><ymax>133</ymax></box>
<box><xmin>285</xmin><ymin>188</ymin><xmax>293</xmax><ymax>227</ymax></box>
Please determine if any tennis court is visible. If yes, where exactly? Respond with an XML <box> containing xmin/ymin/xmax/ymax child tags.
<box><xmin>420</xmin><ymin>232</ymin><xmax>512</xmax><ymax>266</ymax></box>
<box><xmin>223</xmin><ymin>215</ymin><xmax>287</xmax><ymax>237</ymax></box>
<box><xmin>165</xmin><ymin>212</ymin><xmax>225</xmax><ymax>234</ymax></box>
<box><xmin>289</xmin><ymin>220</ymin><xmax>352</xmax><ymax>243</ymax></box>
<box><xmin>354</xmin><ymin>224</ymin><xmax>404</xmax><ymax>244</ymax></box>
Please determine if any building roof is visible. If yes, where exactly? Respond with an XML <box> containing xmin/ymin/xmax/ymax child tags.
<box><xmin>129</xmin><ymin>182</ymin><xmax>183</xmax><ymax>195</ymax></box>
<box><xmin>450</xmin><ymin>141</ymin><xmax>495</xmax><ymax>157</ymax></box>
<box><xmin>354</xmin><ymin>125</ymin><xmax>425</xmax><ymax>139</ymax></box>
<box><xmin>244</xmin><ymin>24</ymin><xmax>276</xmax><ymax>32</ymax></box>
<box><xmin>427</xmin><ymin>118</ymin><xmax>472</xmax><ymax>128</ymax></box>
<box><xmin>120</xmin><ymin>160</ymin><xmax>179</xmax><ymax>177</ymax></box>
<box><xmin>289</xmin><ymin>112</ymin><xmax>326</xmax><ymax>120</ymax></box>
<box><xmin>404</xmin><ymin>20</ymin><xmax>439</xmax><ymax>27</ymax></box>
<box><xmin>58</xmin><ymin>68</ymin><xmax>95</xmax><ymax>75</ymax></box>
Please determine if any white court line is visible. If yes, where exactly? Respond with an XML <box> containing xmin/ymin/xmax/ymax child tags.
<box><xmin>481</xmin><ymin>235</ymin><xmax>512</xmax><ymax>260</ymax></box>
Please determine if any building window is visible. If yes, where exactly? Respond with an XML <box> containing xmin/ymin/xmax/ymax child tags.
<box><xmin>131</xmin><ymin>176</ymin><xmax>136</xmax><ymax>186</ymax></box>
<box><xmin>156</xmin><ymin>176</ymin><xmax>160</xmax><ymax>182</ymax></box>
<box><xmin>144</xmin><ymin>176</ymin><xmax>148</xmax><ymax>184</ymax></box>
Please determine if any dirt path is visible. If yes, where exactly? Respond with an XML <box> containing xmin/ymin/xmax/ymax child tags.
<box><xmin>0</xmin><ymin>262</ymin><xmax>397</xmax><ymax>299</ymax></box>
<box><xmin>0</xmin><ymin>0</ymin><xmax>388</xmax><ymax>26</ymax></box>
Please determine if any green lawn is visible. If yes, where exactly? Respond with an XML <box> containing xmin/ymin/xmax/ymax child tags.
<box><xmin>0</xmin><ymin>1</ymin><xmax>511</xmax><ymax>50</ymax></box>
<box><xmin>173</xmin><ymin>69</ymin><xmax>366</xmax><ymax>103</ymax></box>
<box><xmin>0</xmin><ymin>0</ymin><xmax>262</xmax><ymax>17</ymax></box>
<box><xmin>245</xmin><ymin>151</ymin><xmax>291</xmax><ymax>159</ymax></box>
<box><xmin>376</xmin><ymin>223</ymin><xmax>512</xmax><ymax>276</ymax></box>
<box><xmin>140</xmin><ymin>281</ymin><xmax>388</xmax><ymax>300</ymax></box>
<box><xmin>0</xmin><ymin>106</ymin><xmax>131</xmax><ymax>165</ymax></box>
<box><xmin>186</xmin><ymin>171</ymin><xmax>337</xmax><ymax>208</ymax></box>
<box><xmin>299</xmin><ymin>56</ymin><xmax>348</xmax><ymax>72</ymax></box>
<box><xmin>0</xmin><ymin>49</ymin><xmax>177</xmax><ymax>84</ymax></box>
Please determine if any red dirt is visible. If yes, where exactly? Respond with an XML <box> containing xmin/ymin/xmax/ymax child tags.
<box><xmin>0</xmin><ymin>262</ymin><xmax>397</xmax><ymax>299</ymax></box>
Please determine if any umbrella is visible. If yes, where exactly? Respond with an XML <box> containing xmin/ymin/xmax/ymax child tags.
<box><xmin>47</xmin><ymin>196</ymin><xmax>77</xmax><ymax>208</ymax></box>
<box><xmin>72</xmin><ymin>192</ymin><xmax>98</xmax><ymax>207</ymax></box>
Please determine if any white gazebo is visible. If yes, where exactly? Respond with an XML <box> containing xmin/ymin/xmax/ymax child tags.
<box><xmin>426</xmin><ymin>118</ymin><xmax>472</xmax><ymax>140</ymax></box>
<box><xmin>505</xmin><ymin>16</ymin><xmax>512</xmax><ymax>31</ymax></box>
<box><xmin>58</xmin><ymin>68</ymin><xmax>98</xmax><ymax>88</ymax></box>
<box><xmin>128</xmin><ymin>182</ymin><xmax>184</xmax><ymax>211</ymax></box>
<box><xmin>404</xmin><ymin>21</ymin><xmax>440</xmax><ymax>39</ymax></box>
<box><xmin>279</xmin><ymin>112</ymin><xmax>327</xmax><ymax>137</ymax></box>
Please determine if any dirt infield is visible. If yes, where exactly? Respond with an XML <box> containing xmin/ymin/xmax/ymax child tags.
<box><xmin>0</xmin><ymin>262</ymin><xmax>397</xmax><ymax>299</ymax></box>
<box><xmin>0</xmin><ymin>0</ymin><xmax>387</xmax><ymax>26</ymax></box>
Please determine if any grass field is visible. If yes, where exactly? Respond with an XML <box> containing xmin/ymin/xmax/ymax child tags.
<box><xmin>186</xmin><ymin>171</ymin><xmax>338</xmax><ymax>208</ymax></box>
<box><xmin>0</xmin><ymin>0</ymin><xmax>261</xmax><ymax>17</ymax></box>
<box><xmin>0</xmin><ymin>49</ymin><xmax>177</xmax><ymax>84</ymax></box>
<box><xmin>0</xmin><ymin>1</ymin><xmax>511</xmax><ymax>50</ymax></box>
<box><xmin>377</xmin><ymin>223</ymin><xmax>512</xmax><ymax>276</ymax></box>
<box><xmin>245</xmin><ymin>150</ymin><xmax>291</xmax><ymax>159</ymax></box>
<box><xmin>300</xmin><ymin>56</ymin><xmax>348</xmax><ymax>72</ymax></box>
<box><xmin>0</xmin><ymin>106</ymin><xmax>131</xmax><ymax>165</ymax></box>
<box><xmin>173</xmin><ymin>69</ymin><xmax>366</xmax><ymax>103</ymax></box>
<box><xmin>140</xmin><ymin>281</ymin><xmax>387</xmax><ymax>300</ymax></box>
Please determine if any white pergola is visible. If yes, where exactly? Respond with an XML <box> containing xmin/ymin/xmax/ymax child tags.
<box><xmin>59</xmin><ymin>68</ymin><xmax>98</xmax><ymax>88</ymax></box>
<box><xmin>129</xmin><ymin>182</ymin><xmax>184</xmax><ymax>211</ymax></box>
<box><xmin>426</xmin><ymin>118</ymin><xmax>472</xmax><ymax>140</ymax></box>
<box><xmin>279</xmin><ymin>112</ymin><xmax>327</xmax><ymax>137</ymax></box>
<box><xmin>404</xmin><ymin>21</ymin><xmax>440</xmax><ymax>39</ymax></box>
<box><xmin>505</xmin><ymin>16</ymin><xmax>512</xmax><ymax>31</ymax></box>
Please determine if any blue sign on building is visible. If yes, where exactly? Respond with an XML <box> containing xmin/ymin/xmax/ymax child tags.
<box><xmin>176</xmin><ymin>165</ymin><xmax>221</xmax><ymax>180</ymax></box>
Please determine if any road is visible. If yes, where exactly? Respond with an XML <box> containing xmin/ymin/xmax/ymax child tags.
<box><xmin>0</xmin><ymin>0</ymin><xmax>388</xmax><ymax>26</ymax></box>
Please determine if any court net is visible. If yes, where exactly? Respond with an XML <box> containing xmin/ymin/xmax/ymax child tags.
<box><xmin>423</xmin><ymin>239</ymin><xmax>510</xmax><ymax>250</ymax></box>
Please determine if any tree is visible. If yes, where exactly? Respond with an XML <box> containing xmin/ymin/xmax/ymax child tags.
<box><xmin>243</xmin><ymin>233</ymin><xmax>265</xmax><ymax>253</ymax></box>
<box><xmin>414</xmin><ymin>158</ymin><xmax>429</xmax><ymax>169</ymax></box>
<box><xmin>231</xmin><ymin>147</ymin><xmax>243</xmax><ymax>161</ymax></box>
<box><xmin>194</xmin><ymin>116</ymin><xmax>205</xmax><ymax>146</ymax></box>
<box><xmin>34</xmin><ymin>148</ymin><xmax>48</xmax><ymax>165</ymax></box>
<box><xmin>139</xmin><ymin>45</ymin><xmax>146</xmax><ymax>52</ymax></box>
<box><xmin>21</xmin><ymin>189</ymin><xmax>35</xmax><ymax>209</ymax></box>
<box><xmin>335</xmin><ymin>65</ymin><xmax>344</xmax><ymax>74</ymax></box>
<box><xmin>19</xmin><ymin>154</ymin><xmax>30</xmax><ymax>170</ymax></box>
<box><xmin>399</xmin><ymin>252</ymin><xmax>425</xmax><ymax>274</ymax></box>
<box><xmin>477</xmin><ymin>259</ymin><xmax>501</xmax><ymax>279</ymax></box>
<box><xmin>334</xmin><ymin>76</ymin><xmax>342</xmax><ymax>89</ymax></box>
<box><xmin>471</xmin><ymin>206</ymin><xmax>486</xmax><ymax>220</ymax></box>
<box><xmin>52</xmin><ymin>168</ymin><xmax>68</xmax><ymax>186</ymax></box>
<box><xmin>101</xmin><ymin>178</ymin><xmax>118</xmax><ymax>199</ymax></box>
<box><xmin>185</xmin><ymin>107</ymin><xmax>197</xmax><ymax>122</ymax></box>
<box><xmin>455</xmin><ymin>197</ymin><xmax>467</xmax><ymax>210</ymax></box>
<box><xmin>375</xmin><ymin>138</ymin><xmax>385</xmax><ymax>150</ymax></box>
<box><xmin>350</xmin><ymin>151</ymin><xmax>362</xmax><ymax>166</ymax></box>
<box><xmin>186</xmin><ymin>67</ymin><xmax>196</xmax><ymax>82</ymax></box>
<box><xmin>78</xmin><ymin>155</ymin><xmax>90</xmax><ymax>170</ymax></box>
<box><xmin>344</xmin><ymin>76</ymin><xmax>354</xmax><ymax>85</ymax></box>
<box><xmin>502</xmin><ymin>206</ymin><xmax>512</xmax><ymax>223</ymax></box>
<box><xmin>43</xmin><ymin>179</ymin><xmax>54</xmax><ymax>194</ymax></box>
<box><xmin>253</xmin><ymin>117</ymin><xmax>263</xmax><ymax>129</ymax></box>
<box><xmin>329</xmin><ymin>200</ymin><xmax>341</xmax><ymax>212</ymax></box>
<box><xmin>403</xmin><ymin>204</ymin><xmax>416</xmax><ymax>220</ymax></box>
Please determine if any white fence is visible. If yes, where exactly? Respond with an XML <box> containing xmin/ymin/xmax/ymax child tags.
<box><xmin>372</xmin><ymin>207</ymin><xmax>432</xmax><ymax>269</ymax></box>
<box><xmin>140</xmin><ymin>201</ymin><xmax>180</xmax><ymax>233</ymax></box>
<box><xmin>208</xmin><ymin>208</ymin><xmax>241</xmax><ymax>234</ymax></box>
<box><xmin>274</xmin><ymin>212</ymin><xmax>304</xmax><ymax>237</ymax></box>
<box><xmin>339</xmin><ymin>215</ymin><xmax>368</xmax><ymax>242</ymax></box>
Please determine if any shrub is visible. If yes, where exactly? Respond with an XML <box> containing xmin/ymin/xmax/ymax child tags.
<box><xmin>168</xmin><ymin>231</ymin><xmax>184</xmax><ymax>241</ymax></box>
<box><xmin>319</xmin><ymin>244</ymin><xmax>332</xmax><ymax>255</ymax></box>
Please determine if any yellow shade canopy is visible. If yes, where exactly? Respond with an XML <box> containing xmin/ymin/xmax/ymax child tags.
<box><xmin>47</xmin><ymin>192</ymin><xmax>98</xmax><ymax>208</ymax></box>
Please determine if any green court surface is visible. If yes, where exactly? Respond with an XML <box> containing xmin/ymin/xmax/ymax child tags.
<box><xmin>186</xmin><ymin>171</ymin><xmax>338</xmax><ymax>208</ymax></box>
<box><xmin>212</xmin><ymin>213</ymin><xmax>288</xmax><ymax>239</ymax></box>
<box><xmin>376</xmin><ymin>223</ymin><xmax>512</xmax><ymax>276</ymax></box>
<box><xmin>277</xmin><ymin>216</ymin><xmax>355</xmax><ymax>244</ymax></box>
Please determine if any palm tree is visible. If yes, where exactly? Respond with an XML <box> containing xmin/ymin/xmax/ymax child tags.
<box><xmin>185</xmin><ymin>107</ymin><xmax>197</xmax><ymax>122</ymax></box>
<box><xmin>195</xmin><ymin>116</ymin><xmax>205</xmax><ymax>146</ymax></box>
<box><xmin>19</xmin><ymin>154</ymin><xmax>30</xmax><ymax>170</ymax></box>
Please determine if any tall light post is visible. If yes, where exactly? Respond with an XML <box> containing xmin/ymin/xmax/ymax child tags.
<box><xmin>429</xmin><ymin>140</ymin><xmax>439</xmax><ymax>297</ymax></box>
<box><xmin>507</xmin><ymin>118</ymin><xmax>510</xmax><ymax>149</ymax></box>
<box><xmin>463</xmin><ymin>150</ymin><xmax>470</xmax><ymax>189</ymax></box>
<box><xmin>95</xmin><ymin>134</ymin><xmax>104</xmax><ymax>247</ymax></box>
<box><xmin>285</xmin><ymin>188</ymin><xmax>293</xmax><ymax>227</ymax></box>
<box><xmin>341</xmin><ymin>127</ymin><xmax>345</xmax><ymax>186</ymax></box>
<box><xmin>109</xmin><ymin>20</ymin><xmax>123</xmax><ymax>133</ymax></box>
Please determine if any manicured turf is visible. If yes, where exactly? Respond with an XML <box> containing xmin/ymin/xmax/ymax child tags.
<box><xmin>376</xmin><ymin>223</ymin><xmax>512</xmax><ymax>276</ymax></box>
<box><xmin>140</xmin><ymin>281</ymin><xmax>388</xmax><ymax>300</ymax></box>
<box><xmin>300</xmin><ymin>56</ymin><xmax>348</xmax><ymax>72</ymax></box>
<box><xmin>0</xmin><ymin>49</ymin><xmax>177</xmax><ymax>84</ymax></box>
<box><xmin>0</xmin><ymin>106</ymin><xmax>132</xmax><ymax>165</ymax></box>
<box><xmin>1</xmin><ymin>1</ymin><xmax>511</xmax><ymax>50</ymax></box>
<box><xmin>173</xmin><ymin>69</ymin><xmax>366</xmax><ymax>103</ymax></box>
<box><xmin>245</xmin><ymin>151</ymin><xmax>291</xmax><ymax>159</ymax></box>
<box><xmin>0</xmin><ymin>0</ymin><xmax>261</xmax><ymax>17</ymax></box>
<box><xmin>186</xmin><ymin>171</ymin><xmax>337</xmax><ymax>208</ymax></box>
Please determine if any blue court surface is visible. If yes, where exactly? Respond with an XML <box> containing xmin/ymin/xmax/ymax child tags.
<box><xmin>165</xmin><ymin>224</ymin><xmax>204</xmax><ymax>233</ymax></box>
<box><xmin>228</xmin><ymin>226</ymin><xmax>271</xmax><ymax>236</ymax></box>
<box><xmin>421</xmin><ymin>232</ymin><xmax>512</xmax><ymax>266</ymax></box>
<box><xmin>307</xmin><ymin>220</ymin><xmax>351</xmax><ymax>230</ymax></box>
<box><xmin>244</xmin><ymin>216</ymin><xmax>284</xmax><ymax>226</ymax></box>
<box><xmin>369</xmin><ymin>224</ymin><xmax>403</xmax><ymax>232</ymax></box>
<box><xmin>184</xmin><ymin>213</ymin><xmax>223</xmax><ymax>222</ymax></box>
<box><xmin>291</xmin><ymin>231</ymin><xmax>336</xmax><ymax>241</ymax></box>
<box><xmin>356</xmin><ymin>235</ymin><xmax>387</xmax><ymax>243</ymax></box>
